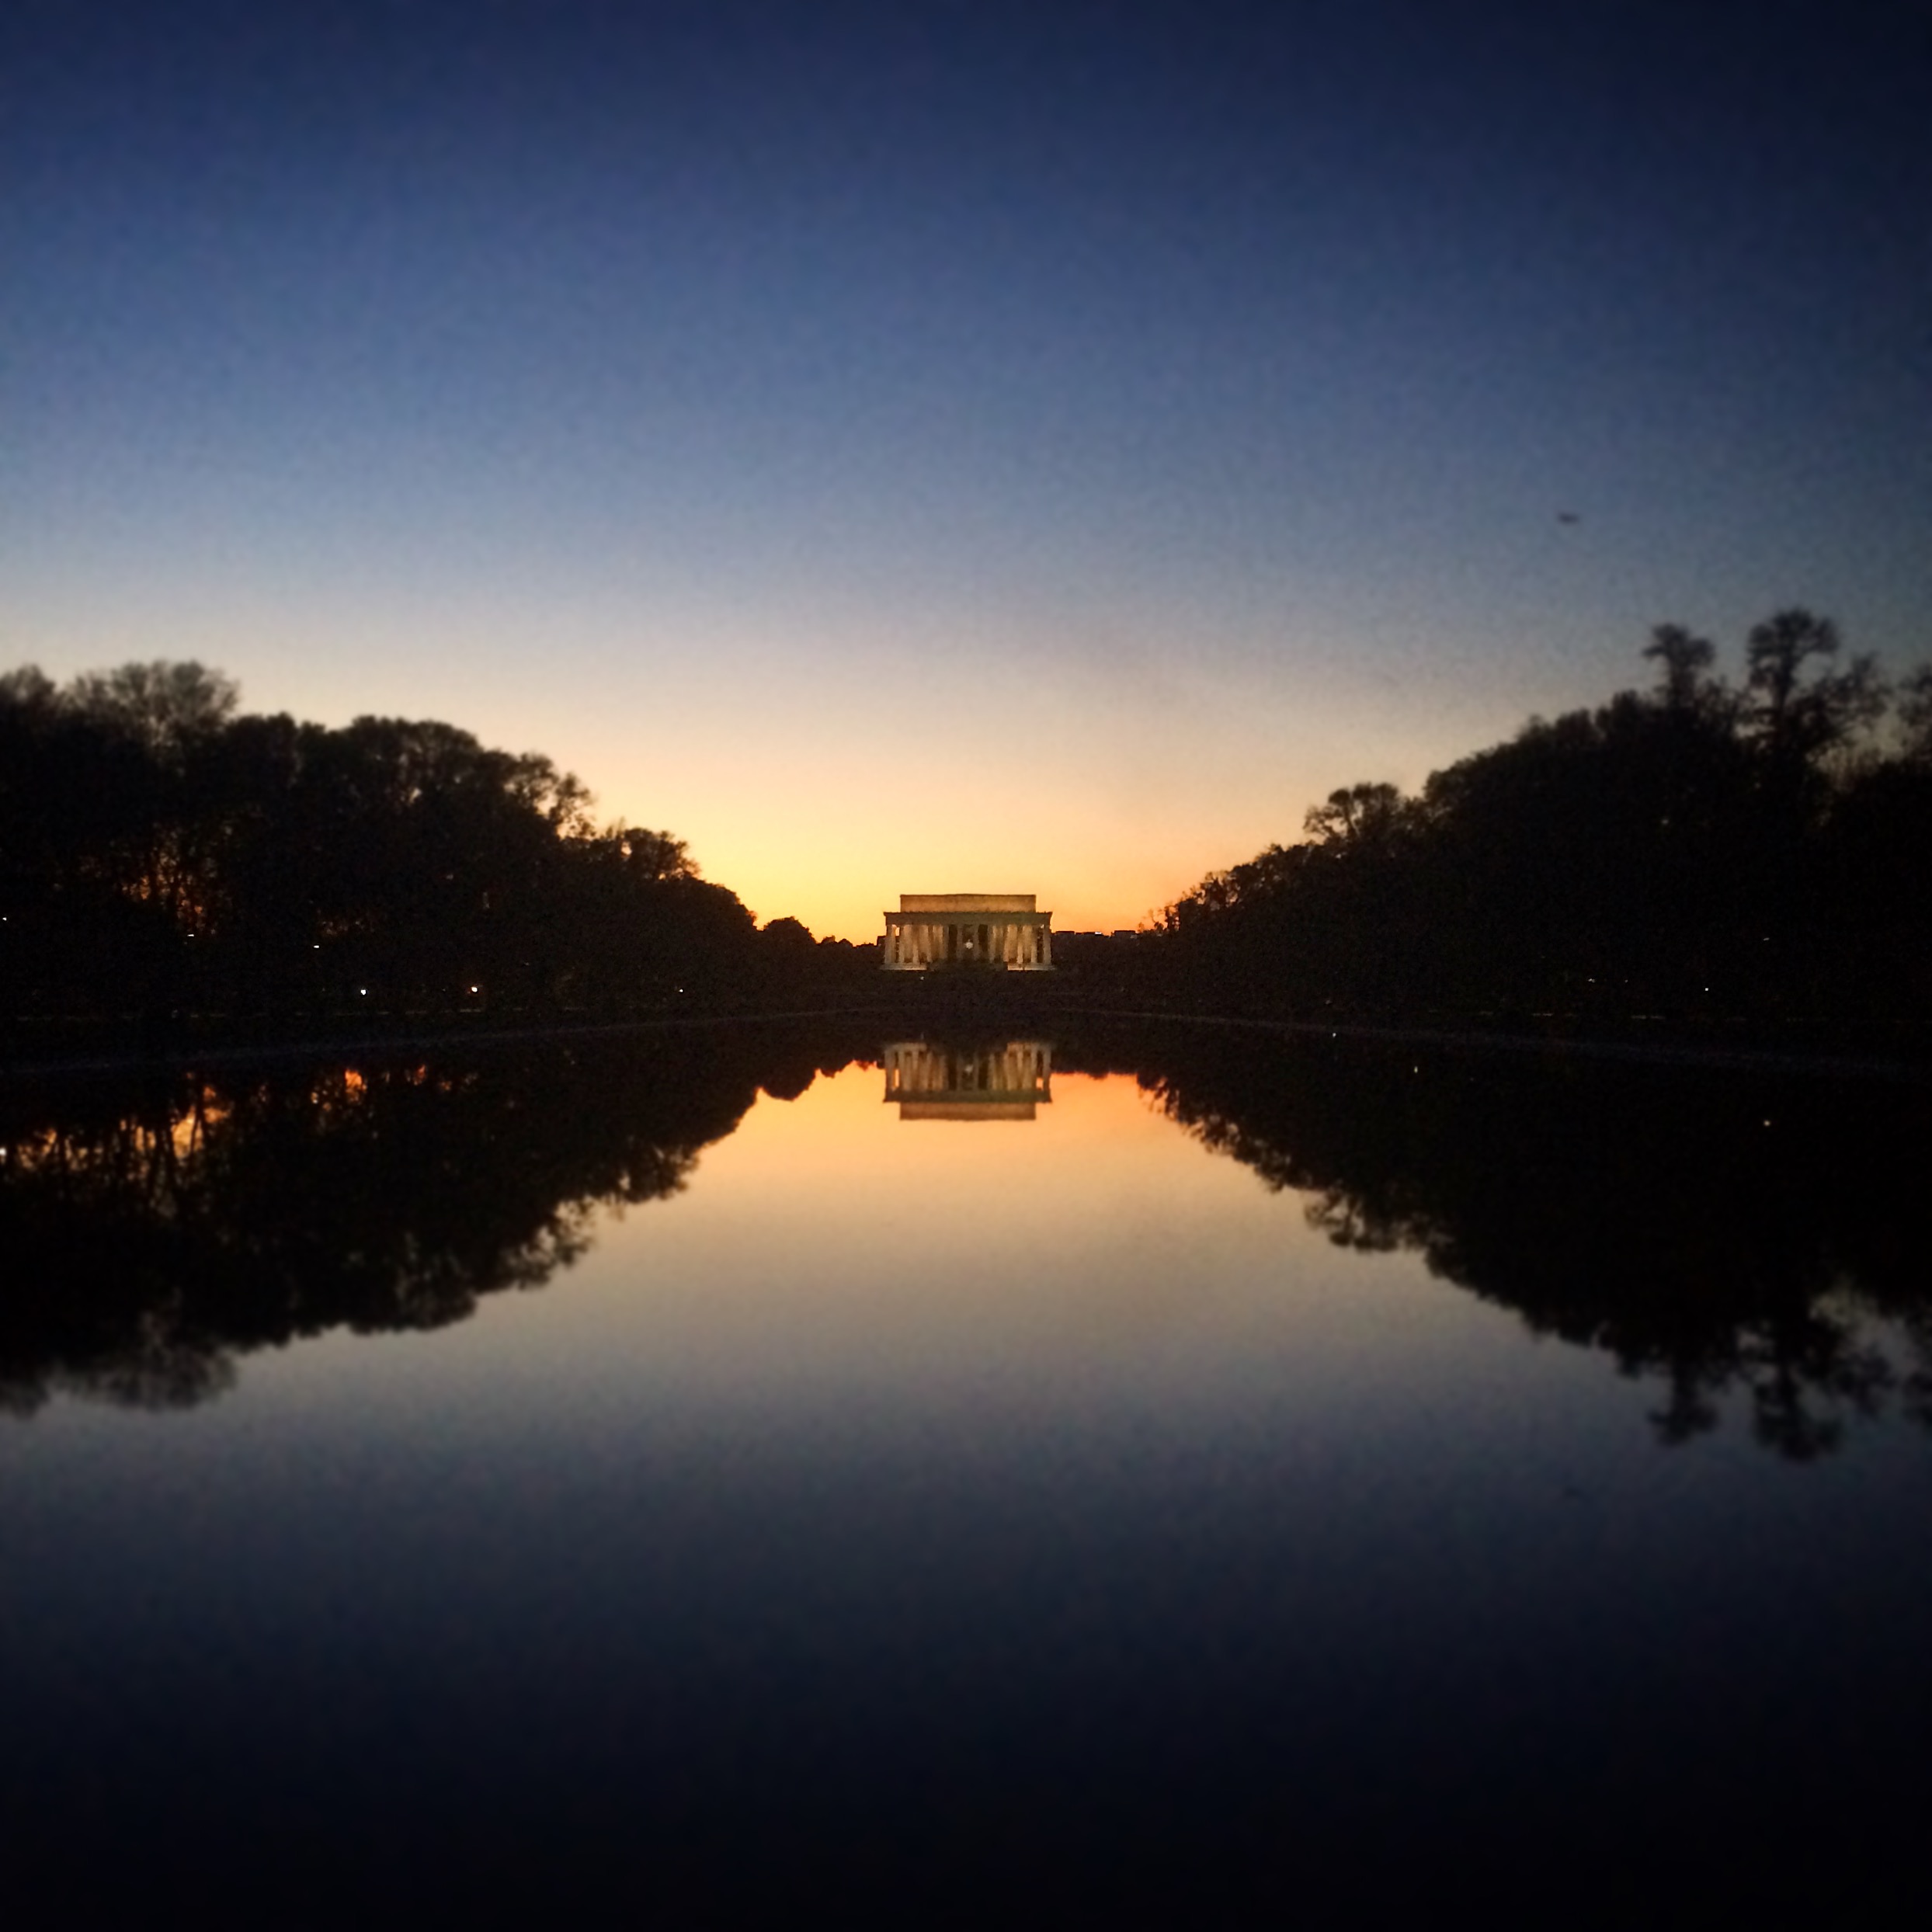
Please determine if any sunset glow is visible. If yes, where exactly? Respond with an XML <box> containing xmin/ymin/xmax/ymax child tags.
<box><xmin>5</xmin><ymin>3</ymin><xmax>1925</xmax><ymax>938</ymax></box>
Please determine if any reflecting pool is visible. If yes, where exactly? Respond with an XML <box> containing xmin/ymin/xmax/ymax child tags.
<box><xmin>2</xmin><ymin>1021</ymin><xmax>1928</xmax><ymax>1920</ymax></box>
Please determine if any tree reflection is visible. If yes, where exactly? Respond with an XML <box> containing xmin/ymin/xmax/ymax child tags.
<box><xmin>0</xmin><ymin>1027</ymin><xmax>871</xmax><ymax>1414</ymax></box>
<box><xmin>1068</xmin><ymin>1023</ymin><xmax>1932</xmax><ymax>1458</ymax></box>
<box><xmin>6</xmin><ymin>1018</ymin><xmax>1927</xmax><ymax>1453</ymax></box>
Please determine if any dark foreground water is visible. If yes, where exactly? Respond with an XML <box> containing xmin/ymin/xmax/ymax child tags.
<box><xmin>3</xmin><ymin>1020</ymin><xmax>1928</xmax><ymax>1923</ymax></box>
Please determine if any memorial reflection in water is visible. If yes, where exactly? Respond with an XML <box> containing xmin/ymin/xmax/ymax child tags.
<box><xmin>881</xmin><ymin>1041</ymin><xmax>1052</xmax><ymax>1120</ymax></box>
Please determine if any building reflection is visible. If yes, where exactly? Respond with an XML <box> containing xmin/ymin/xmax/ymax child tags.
<box><xmin>881</xmin><ymin>1041</ymin><xmax>1053</xmax><ymax>1121</ymax></box>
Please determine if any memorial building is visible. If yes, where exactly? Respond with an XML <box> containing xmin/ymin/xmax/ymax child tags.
<box><xmin>880</xmin><ymin>893</ymin><xmax>1053</xmax><ymax>971</ymax></box>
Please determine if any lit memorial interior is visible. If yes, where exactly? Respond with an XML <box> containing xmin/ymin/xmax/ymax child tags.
<box><xmin>881</xmin><ymin>894</ymin><xmax>1053</xmax><ymax>971</ymax></box>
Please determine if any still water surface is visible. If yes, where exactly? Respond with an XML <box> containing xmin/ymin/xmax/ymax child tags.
<box><xmin>3</xmin><ymin>1024</ymin><xmax>1927</xmax><ymax>1918</ymax></box>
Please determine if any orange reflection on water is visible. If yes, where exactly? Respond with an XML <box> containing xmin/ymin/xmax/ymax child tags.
<box><xmin>209</xmin><ymin>1054</ymin><xmax>1569</xmax><ymax>1465</ymax></box>
<box><xmin>472</xmin><ymin>1058</ymin><xmax>1352</xmax><ymax>1418</ymax></box>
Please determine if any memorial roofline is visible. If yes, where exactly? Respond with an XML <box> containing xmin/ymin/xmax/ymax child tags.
<box><xmin>898</xmin><ymin>893</ymin><xmax>1038</xmax><ymax>913</ymax></box>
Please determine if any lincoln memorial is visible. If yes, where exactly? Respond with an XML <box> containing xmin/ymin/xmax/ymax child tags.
<box><xmin>881</xmin><ymin>893</ymin><xmax>1054</xmax><ymax>971</ymax></box>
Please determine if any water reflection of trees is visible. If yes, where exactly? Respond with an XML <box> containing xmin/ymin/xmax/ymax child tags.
<box><xmin>9</xmin><ymin>1017</ymin><xmax>1928</xmax><ymax>1452</ymax></box>
<box><xmin>0</xmin><ymin>1028</ymin><xmax>871</xmax><ymax>1415</ymax></box>
<box><xmin>1070</xmin><ymin>1026</ymin><xmax>1932</xmax><ymax>1458</ymax></box>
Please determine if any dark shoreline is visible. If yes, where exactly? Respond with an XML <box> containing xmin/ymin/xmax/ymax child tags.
<box><xmin>1067</xmin><ymin>1006</ymin><xmax>1932</xmax><ymax>1083</ymax></box>
<box><xmin>4</xmin><ymin>989</ymin><xmax>1928</xmax><ymax>1084</ymax></box>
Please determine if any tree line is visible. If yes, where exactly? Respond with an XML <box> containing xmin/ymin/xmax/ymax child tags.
<box><xmin>0</xmin><ymin>662</ymin><xmax>870</xmax><ymax>1023</ymax></box>
<box><xmin>1142</xmin><ymin>611</ymin><xmax>1932</xmax><ymax>1026</ymax></box>
<box><xmin>8</xmin><ymin>612</ymin><xmax>1930</xmax><ymax>1030</ymax></box>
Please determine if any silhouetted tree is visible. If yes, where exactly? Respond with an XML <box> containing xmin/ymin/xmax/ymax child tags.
<box><xmin>1642</xmin><ymin>623</ymin><xmax>1727</xmax><ymax>715</ymax></box>
<box><xmin>1742</xmin><ymin>606</ymin><xmax>1885</xmax><ymax>766</ymax></box>
<box><xmin>0</xmin><ymin>665</ymin><xmax>787</xmax><ymax>1023</ymax></box>
<box><xmin>1146</xmin><ymin>613</ymin><xmax>1932</xmax><ymax>1027</ymax></box>
<box><xmin>63</xmin><ymin>660</ymin><xmax>238</xmax><ymax>763</ymax></box>
<box><xmin>1302</xmin><ymin>780</ymin><xmax>1410</xmax><ymax>847</ymax></box>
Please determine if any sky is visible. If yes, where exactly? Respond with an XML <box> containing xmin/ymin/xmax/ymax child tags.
<box><xmin>5</xmin><ymin>0</ymin><xmax>1928</xmax><ymax>937</ymax></box>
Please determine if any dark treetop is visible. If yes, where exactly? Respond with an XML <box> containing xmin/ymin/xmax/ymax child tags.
<box><xmin>1136</xmin><ymin>613</ymin><xmax>1932</xmax><ymax>1030</ymax></box>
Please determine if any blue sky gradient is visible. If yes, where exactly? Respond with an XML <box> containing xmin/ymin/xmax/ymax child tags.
<box><xmin>6</xmin><ymin>1</ymin><xmax>1927</xmax><ymax>933</ymax></box>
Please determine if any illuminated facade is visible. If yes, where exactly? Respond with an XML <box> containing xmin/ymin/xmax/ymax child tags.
<box><xmin>881</xmin><ymin>893</ymin><xmax>1053</xmax><ymax>971</ymax></box>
